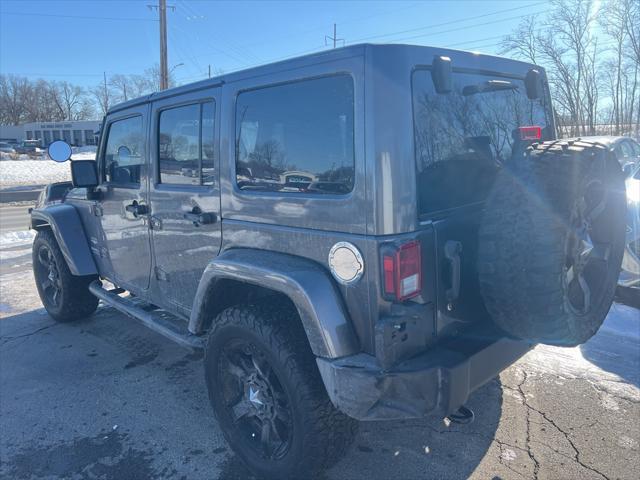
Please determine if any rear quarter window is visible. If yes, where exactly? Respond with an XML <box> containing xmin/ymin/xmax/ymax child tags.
<box><xmin>235</xmin><ymin>74</ymin><xmax>355</xmax><ymax>194</ymax></box>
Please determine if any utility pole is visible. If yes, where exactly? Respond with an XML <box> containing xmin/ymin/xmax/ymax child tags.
<box><xmin>208</xmin><ymin>64</ymin><xmax>211</xmax><ymax>78</ymax></box>
<box><xmin>159</xmin><ymin>0</ymin><xmax>168</xmax><ymax>90</ymax></box>
<box><xmin>148</xmin><ymin>0</ymin><xmax>175</xmax><ymax>90</ymax></box>
<box><xmin>325</xmin><ymin>23</ymin><xmax>344</xmax><ymax>49</ymax></box>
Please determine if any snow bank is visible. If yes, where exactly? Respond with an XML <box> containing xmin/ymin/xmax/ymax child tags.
<box><xmin>0</xmin><ymin>160</ymin><xmax>71</xmax><ymax>187</ymax></box>
<box><xmin>0</xmin><ymin>148</ymin><xmax>96</xmax><ymax>187</ymax></box>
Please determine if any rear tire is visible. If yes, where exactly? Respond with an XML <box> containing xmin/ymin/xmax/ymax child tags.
<box><xmin>32</xmin><ymin>229</ymin><xmax>99</xmax><ymax>322</ymax></box>
<box><xmin>204</xmin><ymin>303</ymin><xmax>357</xmax><ymax>479</ymax></box>
<box><xmin>478</xmin><ymin>141</ymin><xmax>627</xmax><ymax>346</ymax></box>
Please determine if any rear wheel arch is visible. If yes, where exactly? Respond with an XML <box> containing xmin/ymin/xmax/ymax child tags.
<box><xmin>198</xmin><ymin>278</ymin><xmax>298</xmax><ymax>332</ymax></box>
<box><xmin>189</xmin><ymin>249</ymin><xmax>360</xmax><ymax>359</ymax></box>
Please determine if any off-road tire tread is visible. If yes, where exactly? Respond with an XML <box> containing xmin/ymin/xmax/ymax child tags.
<box><xmin>205</xmin><ymin>302</ymin><xmax>357</xmax><ymax>479</ymax></box>
<box><xmin>478</xmin><ymin>140</ymin><xmax>626</xmax><ymax>345</ymax></box>
<box><xmin>33</xmin><ymin>229</ymin><xmax>99</xmax><ymax>322</ymax></box>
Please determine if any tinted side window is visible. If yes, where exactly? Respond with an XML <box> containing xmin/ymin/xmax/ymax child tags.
<box><xmin>235</xmin><ymin>75</ymin><xmax>354</xmax><ymax>194</ymax></box>
<box><xmin>158</xmin><ymin>101</ymin><xmax>215</xmax><ymax>186</ymax></box>
<box><xmin>104</xmin><ymin>116</ymin><xmax>144</xmax><ymax>185</ymax></box>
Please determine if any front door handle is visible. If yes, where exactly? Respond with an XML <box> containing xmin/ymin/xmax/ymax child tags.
<box><xmin>183</xmin><ymin>207</ymin><xmax>216</xmax><ymax>226</ymax></box>
<box><xmin>125</xmin><ymin>201</ymin><xmax>148</xmax><ymax>218</ymax></box>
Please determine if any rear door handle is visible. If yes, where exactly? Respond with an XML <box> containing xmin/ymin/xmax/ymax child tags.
<box><xmin>183</xmin><ymin>208</ymin><xmax>216</xmax><ymax>226</ymax></box>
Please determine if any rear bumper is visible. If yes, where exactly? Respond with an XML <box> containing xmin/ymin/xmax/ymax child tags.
<box><xmin>317</xmin><ymin>328</ymin><xmax>532</xmax><ymax>421</ymax></box>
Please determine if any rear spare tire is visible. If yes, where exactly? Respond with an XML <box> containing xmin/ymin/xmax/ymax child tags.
<box><xmin>478</xmin><ymin>140</ymin><xmax>626</xmax><ymax>346</ymax></box>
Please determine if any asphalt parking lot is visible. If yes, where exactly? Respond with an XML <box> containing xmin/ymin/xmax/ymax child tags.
<box><xmin>1</xmin><ymin>218</ymin><xmax>639</xmax><ymax>479</ymax></box>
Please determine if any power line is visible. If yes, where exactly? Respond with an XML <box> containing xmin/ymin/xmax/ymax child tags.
<box><xmin>347</xmin><ymin>1</ymin><xmax>546</xmax><ymax>44</ymax></box>
<box><xmin>1</xmin><ymin>11</ymin><xmax>157</xmax><ymax>21</ymax></box>
<box><xmin>176</xmin><ymin>0</ymin><xmax>261</xmax><ymax>64</ymax></box>
<box><xmin>385</xmin><ymin>10</ymin><xmax>549</xmax><ymax>44</ymax></box>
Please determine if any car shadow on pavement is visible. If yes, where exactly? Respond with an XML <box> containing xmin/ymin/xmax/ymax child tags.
<box><xmin>216</xmin><ymin>378</ymin><xmax>503</xmax><ymax>480</ymax></box>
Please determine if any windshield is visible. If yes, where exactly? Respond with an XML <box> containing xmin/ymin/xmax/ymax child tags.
<box><xmin>412</xmin><ymin>69</ymin><xmax>552</xmax><ymax>216</ymax></box>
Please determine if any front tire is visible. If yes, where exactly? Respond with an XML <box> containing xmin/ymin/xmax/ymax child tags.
<box><xmin>32</xmin><ymin>229</ymin><xmax>99</xmax><ymax>322</ymax></box>
<box><xmin>204</xmin><ymin>303</ymin><xmax>357</xmax><ymax>479</ymax></box>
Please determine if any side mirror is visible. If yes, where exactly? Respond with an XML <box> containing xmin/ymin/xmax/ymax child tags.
<box><xmin>431</xmin><ymin>55</ymin><xmax>452</xmax><ymax>94</ymax></box>
<box><xmin>47</xmin><ymin>140</ymin><xmax>72</xmax><ymax>163</ymax></box>
<box><xmin>117</xmin><ymin>145</ymin><xmax>131</xmax><ymax>164</ymax></box>
<box><xmin>71</xmin><ymin>160</ymin><xmax>99</xmax><ymax>188</ymax></box>
<box><xmin>525</xmin><ymin>69</ymin><xmax>543</xmax><ymax>100</ymax></box>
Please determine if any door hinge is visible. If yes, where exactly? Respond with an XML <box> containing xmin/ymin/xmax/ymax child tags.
<box><xmin>91</xmin><ymin>204</ymin><xmax>103</xmax><ymax>217</ymax></box>
<box><xmin>155</xmin><ymin>266</ymin><xmax>168</xmax><ymax>282</ymax></box>
<box><xmin>149</xmin><ymin>215</ymin><xmax>162</xmax><ymax>231</ymax></box>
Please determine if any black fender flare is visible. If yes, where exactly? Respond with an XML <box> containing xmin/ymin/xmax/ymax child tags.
<box><xmin>189</xmin><ymin>249</ymin><xmax>359</xmax><ymax>359</ymax></box>
<box><xmin>30</xmin><ymin>204</ymin><xmax>98</xmax><ymax>277</ymax></box>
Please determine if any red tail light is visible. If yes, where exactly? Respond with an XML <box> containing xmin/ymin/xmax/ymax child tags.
<box><xmin>519</xmin><ymin>126</ymin><xmax>542</xmax><ymax>141</ymax></box>
<box><xmin>382</xmin><ymin>241</ymin><xmax>422</xmax><ymax>301</ymax></box>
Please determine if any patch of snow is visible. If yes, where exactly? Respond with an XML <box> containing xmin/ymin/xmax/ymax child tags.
<box><xmin>0</xmin><ymin>230</ymin><xmax>35</xmax><ymax>247</ymax></box>
<box><xmin>600</xmin><ymin>393</ymin><xmax>620</xmax><ymax>411</ymax></box>
<box><xmin>72</xmin><ymin>146</ymin><xmax>97</xmax><ymax>155</ymax></box>
<box><xmin>0</xmin><ymin>160</ymin><xmax>70</xmax><ymax>187</ymax></box>
<box><xmin>500</xmin><ymin>448</ymin><xmax>517</xmax><ymax>462</ymax></box>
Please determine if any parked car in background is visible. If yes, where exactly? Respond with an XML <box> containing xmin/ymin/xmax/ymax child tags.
<box><xmin>15</xmin><ymin>140</ymin><xmax>41</xmax><ymax>154</ymax></box>
<box><xmin>0</xmin><ymin>142</ymin><xmax>16</xmax><ymax>154</ymax></box>
<box><xmin>577</xmin><ymin>136</ymin><xmax>640</xmax><ymax>306</ymax></box>
<box><xmin>620</xmin><ymin>161</ymin><xmax>640</xmax><ymax>306</ymax></box>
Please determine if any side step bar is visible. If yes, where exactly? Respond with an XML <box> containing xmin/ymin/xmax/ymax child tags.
<box><xmin>89</xmin><ymin>281</ymin><xmax>204</xmax><ymax>350</ymax></box>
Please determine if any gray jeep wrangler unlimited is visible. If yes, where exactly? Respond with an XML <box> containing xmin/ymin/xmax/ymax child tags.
<box><xmin>31</xmin><ymin>44</ymin><xmax>626</xmax><ymax>479</ymax></box>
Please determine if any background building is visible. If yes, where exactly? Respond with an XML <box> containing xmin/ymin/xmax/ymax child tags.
<box><xmin>0</xmin><ymin>120</ymin><xmax>101</xmax><ymax>147</ymax></box>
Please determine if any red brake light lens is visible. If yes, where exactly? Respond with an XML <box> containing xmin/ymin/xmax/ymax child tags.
<box><xmin>383</xmin><ymin>255</ymin><xmax>396</xmax><ymax>295</ymax></box>
<box><xmin>519</xmin><ymin>126</ymin><xmax>542</xmax><ymax>141</ymax></box>
<box><xmin>382</xmin><ymin>241</ymin><xmax>422</xmax><ymax>301</ymax></box>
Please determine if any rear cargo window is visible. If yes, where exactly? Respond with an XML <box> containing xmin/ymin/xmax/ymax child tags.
<box><xmin>235</xmin><ymin>75</ymin><xmax>354</xmax><ymax>194</ymax></box>
<box><xmin>412</xmin><ymin>69</ymin><xmax>550</xmax><ymax>216</ymax></box>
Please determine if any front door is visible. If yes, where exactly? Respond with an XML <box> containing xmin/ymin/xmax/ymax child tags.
<box><xmin>148</xmin><ymin>90</ymin><xmax>222</xmax><ymax>313</ymax></box>
<box><xmin>97</xmin><ymin>106</ymin><xmax>152</xmax><ymax>292</ymax></box>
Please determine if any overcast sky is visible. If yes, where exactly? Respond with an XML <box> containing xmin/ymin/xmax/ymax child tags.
<box><xmin>1</xmin><ymin>0</ymin><xmax>561</xmax><ymax>88</ymax></box>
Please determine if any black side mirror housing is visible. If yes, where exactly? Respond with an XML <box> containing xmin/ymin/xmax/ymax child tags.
<box><xmin>71</xmin><ymin>160</ymin><xmax>99</xmax><ymax>188</ymax></box>
<box><xmin>525</xmin><ymin>68</ymin><xmax>543</xmax><ymax>100</ymax></box>
<box><xmin>431</xmin><ymin>55</ymin><xmax>452</xmax><ymax>94</ymax></box>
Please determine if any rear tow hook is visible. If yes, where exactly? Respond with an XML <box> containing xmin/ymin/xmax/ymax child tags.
<box><xmin>447</xmin><ymin>405</ymin><xmax>475</xmax><ymax>425</ymax></box>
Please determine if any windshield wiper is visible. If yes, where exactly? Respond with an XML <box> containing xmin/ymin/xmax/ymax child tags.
<box><xmin>462</xmin><ymin>80</ymin><xmax>518</xmax><ymax>96</ymax></box>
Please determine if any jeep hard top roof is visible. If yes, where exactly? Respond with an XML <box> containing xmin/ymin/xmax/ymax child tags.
<box><xmin>107</xmin><ymin>43</ymin><xmax>543</xmax><ymax>115</ymax></box>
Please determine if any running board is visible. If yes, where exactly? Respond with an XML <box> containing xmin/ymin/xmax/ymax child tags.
<box><xmin>89</xmin><ymin>281</ymin><xmax>204</xmax><ymax>350</ymax></box>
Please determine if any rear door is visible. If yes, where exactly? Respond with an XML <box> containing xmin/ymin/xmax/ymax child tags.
<box><xmin>97</xmin><ymin>107</ymin><xmax>152</xmax><ymax>292</ymax></box>
<box><xmin>411</xmin><ymin>68</ymin><xmax>552</xmax><ymax>335</ymax></box>
<box><xmin>148</xmin><ymin>89</ymin><xmax>222</xmax><ymax>314</ymax></box>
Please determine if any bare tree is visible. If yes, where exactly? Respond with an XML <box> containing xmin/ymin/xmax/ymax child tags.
<box><xmin>109</xmin><ymin>74</ymin><xmax>131</xmax><ymax>103</ymax></box>
<box><xmin>91</xmin><ymin>80</ymin><xmax>112</xmax><ymax>116</ymax></box>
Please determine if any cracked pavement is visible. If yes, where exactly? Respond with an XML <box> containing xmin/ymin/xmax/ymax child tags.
<box><xmin>1</xmin><ymin>235</ymin><xmax>639</xmax><ymax>479</ymax></box>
